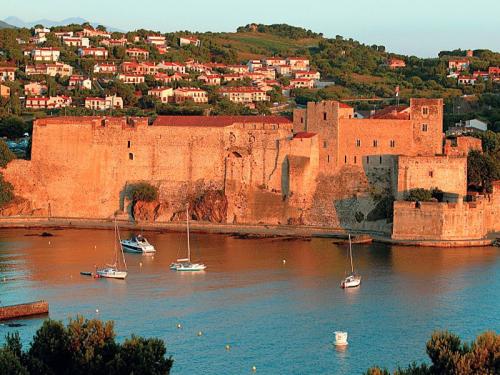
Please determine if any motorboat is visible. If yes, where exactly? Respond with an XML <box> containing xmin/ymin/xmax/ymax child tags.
<box><xmin>170</xmin><ymin>206</ymin><xmax>206</xmax><ymax>272</ymax></box>
<box><xmin>334</xmin><ymin>331</ymin><xmax>348</xmax><ymax>346</ymax></box>
<box><xmin>121</xmin><ymin>235</ymin><xmax>156</xmax><ymax>253</ymax></box>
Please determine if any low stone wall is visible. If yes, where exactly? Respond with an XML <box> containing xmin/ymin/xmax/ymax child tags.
<box><xmin>0</xmin><ymin>300</ymin><xmax>49</xmax><ymax>321</ymax></box>
<box><xmin>392</xmin><ymin>200</ymin><xmax>487</xmax><ymax>241</ymax></box>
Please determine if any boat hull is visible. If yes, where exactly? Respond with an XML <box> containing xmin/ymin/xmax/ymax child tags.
<box><xmin>120</xmin><ymin>241</ymin><xmax>156</xmax><ymax>254</ymax></box>
<box><xmin>96</xmin><ymin>268</ymin><xmax>127</xmax><ymax>279</ymax></box>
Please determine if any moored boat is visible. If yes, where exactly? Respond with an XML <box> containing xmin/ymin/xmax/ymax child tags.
<box><xmin>96</xmin><ymin>219</ymin><xmax>128</xmax><ymax>279</ymax></box>
<box><xmin>170</xmin><ymin>206</ymin><xmax>206</xmax><ymax>272</ymax></box>
<box><xmin>120</xmin><ymin>235</ymin><xmax>156</xmax><ymax>253</ymax></box>
<box><xmin>340</xmin><ymin>234</ymin><xmax>361</xmax><ymax>288</ymax></box>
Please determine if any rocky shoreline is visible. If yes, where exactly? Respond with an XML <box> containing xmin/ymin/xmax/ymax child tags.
<box><xmin>0</xmin><ymin>217</ymin><xmax>497</xmax><ymax>247</ymax></box>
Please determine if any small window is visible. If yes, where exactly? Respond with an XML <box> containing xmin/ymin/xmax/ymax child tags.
<box><xmin>300</xmin><ymin>117</ymin><xmax>304</xmax><ymax>124</ymax></box>
<box><xmin>390</xmin><ymin>140</ymin><xmax>395</xmax><ymax>148</ymax></box>
<box><xmin>422</xmin><ymin>107</ymin><xmax>429</xmax><ymax>115</ymax></box>
<box><xmin>127</xmin><ymin>140</ymin><xmax>131</xmax><ymax>148</ymax></box>
<box><xmin>356</xmin><ymin>139</ymin><xmax>361</xmax><ymax>147</ymax></box>
<box><xmin>323</xmin><ymin>112</ymin><xmax>327</xmax><ymax>121</ymax></box>
<box><xmin>379</xmin><ymin>156</ymin><xmax>383</xmax><ymax>164</ymax></box>
<box><xmin>373</xmin><ymin>140</ymin><xmax>378</xmax><ymax>147</ymax></box>
<box><xmin>429</xmin><ymin>171</ymin><xmax>434</xmax><ymax>178</ymax></box>
<box><xmin>323</xmin><ymin>141</ymin><xmax>328</xmax><ymax>148</ymax></box>
<box><xmin>129</xmin><ymin>153</ymin><xmax>134</xmax><ymax>160</ymax></box>
<box><xmin>366</xmin><ymin>156</ymin><xmax>370</xmax><ymax>164</ymax></box>
<box><xmin>422</xmin><ymin>124</ymin><xmax>428</xmax><ymax>132</ymax></box>
<box><xmin>354</xmin><ymin>156</ymin><xmax>357</xmax><ymax>164</ymax></box>
<box><xmin>327</xmin><ymin>155</ymin><xmax>330</xmax><ymax>163</ymax></box>
<box><xmin>344</xmin><ymin>155</ymin><xmax>347</xmax><ymax>164</ymax></box>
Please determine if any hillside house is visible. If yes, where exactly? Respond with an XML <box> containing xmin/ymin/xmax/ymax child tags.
<box><xmin>173</xmin><ymin>87</ymin><xmax>208</xmax><ymax>103</ymax></box>
<box><xmin>148</xmin><ymin>87</ymin><xmax>174</xmax><ymax>103</ymax></box>
<box><xmin>179</xmin><ymin>36</ymin><xmax>200</xmax><ymax>47</ymax></box>
<box><xmin>219</xmin><ymin>87</ymin><xmax>270</xmax><ymax>103</ymax></box>
<box><xmin>117</xmin><ymin>73</ymin><xmax>145</xmax><ymax>84</ymax></box>
<box><xmin>126</xmin><ymin>48</ymin><xmax>149</xmax><ymax>60</ymax></box>
<box><xmin>85</xmin><ymin>95</ymin><xmax>123</xmax><ymax>110</ymax></box>
<box><xmin>78</xmin><ymin>47</ymin><xmax>108</xmax><ymax>59</ymax></box>
<box><xmin>31</xmin><ymin>48</ymin><xmax>60</xmax><ymax>62</ymax></box>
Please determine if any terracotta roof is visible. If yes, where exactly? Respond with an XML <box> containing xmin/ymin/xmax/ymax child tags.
<box><xmin>220</xmin><ymin>87</ymin><xmax>264</xmax><ymax>93</ymax></box>
<box><xmin>339</xmin><ymin>102</ymin><xmax>352</xmax><ymax>109</ymax></box>
<box><xmin>372</xmin><ymin>105</ymin><xmax>410</xmax><ymax>120</ymax></box>
<box><xmin>153</xmin><ymin>115</ymin><xmax>291</xmax><ymax>127</ymax></box>
<box><xmin>294</xmin><ymin>132</ymin><xmax>316</xmax><ymax>139</ymax></box>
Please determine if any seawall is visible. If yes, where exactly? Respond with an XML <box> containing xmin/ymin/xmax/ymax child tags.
<box><xmin>0</xmin><ymin>217</ymin><xmax>496</xmax><ymax>247</ymax></box>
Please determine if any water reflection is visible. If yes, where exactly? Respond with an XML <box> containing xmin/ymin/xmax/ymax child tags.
<box><xmin>0</xmin><ymin>228</ymin><xmax>498</xmax><ymax>374</ymax></box>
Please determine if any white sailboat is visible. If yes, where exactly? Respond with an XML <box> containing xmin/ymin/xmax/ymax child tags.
<box><xmin>340</xmin><ymin>234</ymin><xmax>361</xmax><ymax>288</ymax></box>
<box><xmin>170</xmin><ymin>206</ymin><xmax>206</xmax><ymax>272</ymax></box>
<box><xmin>96</xmin><ymin>220</ymin><xmax>128</xmax><ymax>279</ymax></box>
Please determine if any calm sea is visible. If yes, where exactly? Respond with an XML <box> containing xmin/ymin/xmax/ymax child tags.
<box><xmin>0</xmin><ymin>228</ymin><xmax>499</xmax><ymax>374</ymax></box>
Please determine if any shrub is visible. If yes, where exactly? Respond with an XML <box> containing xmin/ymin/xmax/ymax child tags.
<box><xmin>125</xmin><ymin>182</ymin><xmax>158</xmax><ymax>202</ymax></box>
<box><xmin>1</xmin><ymin>316</ymin><xmax>174</xmax><ymax>374</ymax></box>
<box><xmin>0</xmin><ymin>139</ymin><xmax>16</xmax><ymax>168</ymax></box>
<box><xmin>405</xmin><ymin>188</ymin><xmax>433</xmax><ymax>202</ymax></box>
<box><xmin>367</xmin><ymin>330</ymin><xmax>499</xmax><ymax>374</ymax></box>
<box><xmin>0</xmin><ymin>174</ymin><xmax>14</xmax><ymax>207</ymax></box>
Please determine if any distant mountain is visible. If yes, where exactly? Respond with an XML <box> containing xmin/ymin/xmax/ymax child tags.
<box><xmin>0</xmin><ymin>20</ymin><xmax>16</xmax><ymax>29</ymax></box>
<box><xmin>2</xmin><ymin>16</ymin><xmax>123</xmax><ymax>32</ymax></box>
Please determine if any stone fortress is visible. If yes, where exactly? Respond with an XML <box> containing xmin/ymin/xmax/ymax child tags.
<box><xmin>2</xmin><ymin>98</ymin><xmax>499</xmax><ymax>242</ymax></box>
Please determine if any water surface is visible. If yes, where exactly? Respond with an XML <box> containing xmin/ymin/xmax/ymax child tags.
<box><xmin>0</xmin><ymin>228</ymin><xmax>498</xmax><ymax>374</ymax></box>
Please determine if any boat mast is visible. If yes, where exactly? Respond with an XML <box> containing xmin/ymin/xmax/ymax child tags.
<box><xmin>186</xmin><ymin>205</ymin><xmax>191</xmax><ymax>262</ymax></box>
<box><xmin>116</xmin><ymin>219</ymin><xmax>127</xmax><ymax>270</ymax></box>
<box><xmin>349</xmin><ymin>234</ymin><xmax>354</xmax><ymax>274</ymax></box>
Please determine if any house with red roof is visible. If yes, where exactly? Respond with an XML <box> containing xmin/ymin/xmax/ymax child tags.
<box><xmin>219</xmin><ymin>87</ymin><xmax>270</xmax><ymax>104</ymax></box>
<box><xmin>0</xmin><ymin>65</ymin><xmax>16</xmax><ymax>82</ymax></box>
<box><xmin>294</xmin><ymin>70</ymin><xmax>321</xmax><ymax>80</ymax></box>
<box><xmin>198</xmin><ymin>74</ymin><xmax>222</xmax><ymax>86</ymax></box>
<box><xmin>93</xmin><ymin>63</ymin><xmax>117</xmax><ymax>74</ymax></box>
<box><xmin>31</xmin><ymin>47</ymin><xmax>60</xmax><ymax>62</ymax></box>
<box><xmin>78</xmin><ymin>47</ymin><xmax>108</xmax><ymax>59</ymax></box>
<box><xmin>63</xmin><ymin>36</ymin><xmax>90</xmax><ymax>47</ymax></box>
<box><xmin>26</xmin><ymin>95</ymin><xmax>72</xmax><ymax>109</ymax></box>
<box><xmin>126</xmin><ymin>48</ymin><xmax>150</xmax><ymax>60</ymax></box>
<box><xmin>388</xmin><ymin>58</ymin><xmax>406</xmax><ymax>69</ymax></box>
<box><xmin>117</xmin><ymin>73</ymin><xmax>145</xmax><ymax>84</ymax></box>
<box><xmin>448</xmin><ymin>58</ymin><xmax>469</xmax><ymax>71</ymax></box>
<box><xmin>148</xmin><ymin>87</ymin><xmax>174</xmax><ymax>103</ymax></box>
<box><xmin>286</xmin><ymin>57</ymin><xmax>310</xmax><ymax>71</ymax></box>
<box><xmin>85</xmin><ymin>95</ymin><xmax>123</xmax><ymax>110</ymax></box>
<box><xmin>290</xmin><ymin>78</ymin><xmax>315</xmax><ymax>89</ymax></box>
<box><xmin>69</xmin><ymin>75</ymin><xmax>92</xmax><ymax>90</ymax></box>
<box><xmin>179</xmin><ymin>36</ymin><xmax>200</xmax><ymax>47</ymax></box>
<box><xmin>173</xmin><ymin>87</ymin><xmax>208</xmax><ymax>103</ymax></box>
<box><xmin>146</xmin><ymin>35</ymin><xmax>166</xmax><ymax>46</ymax></box>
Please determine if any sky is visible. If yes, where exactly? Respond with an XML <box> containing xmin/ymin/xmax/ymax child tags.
<box><xmin>2</xmin><ymin>0</ymin><xmax>500</xmax><ymax>57</ymax></box>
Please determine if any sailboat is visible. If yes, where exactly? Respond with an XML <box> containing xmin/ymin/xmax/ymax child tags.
<box><xmin>170</xmin><ymin>206</ymin><xmax>206</xmax><ymax>272</ymax></box>
<box><xmin>96</xmin><ymin>219</ymin><xmax>128</xmax><ymax>279</ymax></box>
<box><xmin>340</xmin><ymin>234</ymin><xmax>361</xmax><ymax>288</ymax></box>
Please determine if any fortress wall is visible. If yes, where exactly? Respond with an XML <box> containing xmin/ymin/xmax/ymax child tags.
<box><xmin>392</xmin><ymin>200</ymin><xmax>486</xmax><ymax>241</ymax></box>
<box><xmin>396</xmin><ymin>156</ymin><xmax>467</xmax><ymax>199</ymax></box>
<box><xmin>337</xmin><ymin>119</ymin><xmax>414</xmax><ymax>167</ymax></box>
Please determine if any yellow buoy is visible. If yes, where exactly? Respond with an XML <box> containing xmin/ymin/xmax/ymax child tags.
<box><xmin>252</xmin><ymin>365</ymin><xmax>257</xmax><ymax>372</ymax></box>
<box><xmin>177</xmin><ymin>323</ymin><xmax>182</xmax><ymax>329</ymax></box>
<box><xmin>197</xmin><ymin>331</ymin><xmax>203</xmax><ymax>336</ymax></box>
<box><xmin>225</xmin><ymin>344</ymin><xmax>230</xmax><ymax>351</ymax></box>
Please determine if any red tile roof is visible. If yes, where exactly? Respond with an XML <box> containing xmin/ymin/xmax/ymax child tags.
<box><xmin>153</xmin><ymin>115</ymin><xmax>291</xmax><ymax>127</ymax></box>
<box><xmin>294</xmin><ymin>132</ymin><xmax>316</xmax><ymax>138</ymax></box>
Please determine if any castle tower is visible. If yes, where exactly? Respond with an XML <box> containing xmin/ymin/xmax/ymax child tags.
<box><xmin>409</xmin><ymin>98</ymin><xmax>444</xmax><ymax>156</ymax></box>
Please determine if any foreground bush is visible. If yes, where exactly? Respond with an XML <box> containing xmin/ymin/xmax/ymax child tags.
<box><xmin>366</xmin><ymin>330</ymin><xmax>499</xmax><ymax>375</ymax></box>
<box><xmin>1</xmin><ymin>316</ymin><xmax>173</xmax><ymax>375</ymax></box>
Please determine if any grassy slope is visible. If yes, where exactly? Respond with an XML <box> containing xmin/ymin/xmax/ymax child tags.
<box><xmin>210</xmin><ymin>32</ymin><xmax>321</xmax><ymax>61</ymax></box>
